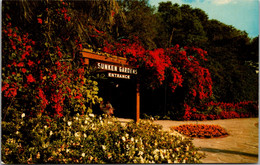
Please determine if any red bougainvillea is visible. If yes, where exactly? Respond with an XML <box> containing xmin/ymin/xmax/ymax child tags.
<box><xmin>102</xmin><ymin>37</ymin><xmax>213</xmax><ymax>113</ymax></box>
<box><xmin>2</xmin><ymin>1</ymin><xmax>101</xmax><ymax>120</ymax></box>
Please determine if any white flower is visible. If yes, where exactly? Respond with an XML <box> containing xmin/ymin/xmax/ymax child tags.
<box><xmin>67</xmin><ymin>121</ymin><xmax>72</xmax><ymax>126</ymax></box>
<box><xmin>83</xmin><ymin>133</ymin><xmax>87</xmax><ymax>138</ymax></box>
<box><xmin>84</xmin><ymin>120</ymin><xmax>88</xmax><ymax>124</ymax></box>
<box><xmin>140</xmin><ymin>156</ymin><xmax>144</xmax><ymax>163</ymax></box>
<box><xmin>131</xmin><ymin>137</ymin><xmax>134</xmax><ymax>142</ymax></box>
<box><xmin>66</xmin><ymin>149</ymin><xmax>70</xmax><ymax>153</ymax></box>
<box><xmin>49</xmin><ymin>131</ymin><xmax>53</xmax><ymax>136</ymax></box>
<box><xmin>75</xmin><ymin>117</ymin><xmax>79</xmax><ymax>121</ymax></box>
<box><xmin>81</xmin><ymin>153</ymin><xmax>85</xmax><ymax>157</ymax></box>
<box><xmin>21</xmin><ymin>113</ymin><xmax>25</xmax><ymax>118</ymax></box>
<box><xmin>138</xmin><ymin>151</ymin><xmax>144</xmax><ymax>156</ymax></box>
<box><xmin>44</xmin><ymin>125</ymin><xmax>47</xmax><ymax>129</ymax></box>
<box><xmin>122</xmin><ymin>136</ymin><xmax>126</xmax><ymax>141</ymax></box>
<box><xmin>85</xmin><ymin>116</ymin><xmax>90</xmax><ymax>121</ymax></box>
<box><xmin>154</xmin><ymin>154</ymin><xmax>159</xmax><ymax>161</ymax></box>
<box><xmin>102</xmin><ymin>145</ymin><xmax>106</xmax><ymax>151</ymax></box>
<box><xmin>174</xmin><ymin>159</ymin><xmax>179</xmax><ymax>163</ymax></box>
<box><xmin>16</xmin><ymin>131</ymin><xmax>19</xmax><ymax>135</ymax></box>
<box><xmin>153</xmin><ymin>149</ymin><xmax>159</xmax><ymax>155</ymax></box>
<box><xmin>89</xmin><ymin>113</ymin><xmax>94</xmax><ymax>118</ymax></box>
<box><xmin>75</xmin><ymin>132</ymin><xmax>81</xmax><ymax>138</ymax></box>
<box><xmin>42</xmin><ymin>142</ymin><xmax>49</xmax><ymax>148</ymax></box>
<box><xmin>160</xmin><ymin>152</ymin><xmax>164</xmax><ymax>160</ymax></box>
<box><xmin>125</xmin><ymin>133</ymin><xmax>129</xmax><ymax>138</ymax></box>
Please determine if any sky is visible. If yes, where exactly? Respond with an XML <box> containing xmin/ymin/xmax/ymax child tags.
<box><xmin>149</xmin><ymin>0</ymin><xmax>259</xmax><ymax>38</ymax></box>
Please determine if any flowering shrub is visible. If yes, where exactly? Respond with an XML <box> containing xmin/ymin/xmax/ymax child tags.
<box><xmin>2</xmin><ymin>114</ymin><xmax>204</xmax><ymax>164</ymax></box>
<box><xmin>183</xmin><ymin>101</ymin><xmax>258</xmax><ymax>120</ymax></box>
<box><xmin>171</xmin><ymin>124</ymin><xmax>229</xmax><ymax>138</ymax></box>
<box><xmin>102</xmin><ymin>37</ymin><xmax>212</xmax><ymax>108</ymax></box>
<box><xmin>2</xmin><ymin>1</ymin><xmax>102</xmax><ymax>121</ymax></box>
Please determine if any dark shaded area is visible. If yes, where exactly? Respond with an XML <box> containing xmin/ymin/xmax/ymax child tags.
<box><xmin>200</xmin><ymin>148</ymin><xmax>258</xmax><ymax>158</ymax></box>
<box><xmin>94</xmin><ymin>75</ymin><xmax>137</xmax><ymax>119</ymax></box>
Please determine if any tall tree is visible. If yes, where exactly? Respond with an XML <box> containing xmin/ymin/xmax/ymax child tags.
<box><xmin>155</xmin><ymin>2</ymin><xmax>208</xmax><ymax>48</ymax></box>
<box><xmin>114</xmin><ymin>0</ymin><xmax>158</xmax><ymax>49</ymax></box>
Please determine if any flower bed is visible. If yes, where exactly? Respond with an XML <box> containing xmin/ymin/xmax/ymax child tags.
<box><xmin>2</xmin><ymin>114</ymin><xmax>204</xmax><ymax>164</ymax></box>
<box><xmin>171</xmin><ymin>124</ymin><xmax>229</xmax><ymax>138</ymax></box>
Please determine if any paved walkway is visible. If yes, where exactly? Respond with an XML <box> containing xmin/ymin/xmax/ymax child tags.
<box><xmin>117</xmin><ymin>118</ymin><xmax>259</xmax><ymax>164</ymax></box>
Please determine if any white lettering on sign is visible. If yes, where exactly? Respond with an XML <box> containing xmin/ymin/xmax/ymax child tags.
<box><xmin>97</xmin><ymin>62</ymin><xmax>137</xmax><ymax>74</ymax></box>
<box><xmin>119</xmin><ymin>66</ymin><xmax>137</xmax><ymax>74</ymax></box>
<box><xmin>97</xmin><ymin>62</ymin><xmax>118</xmax><ymax>72</ymax></box>
<box><xmin>108</xmin><ymin>72</ymin><xmax>130</xmax><ymax>79</ymax></box>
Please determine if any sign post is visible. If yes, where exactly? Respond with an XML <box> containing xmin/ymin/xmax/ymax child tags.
<box><xmin>136</xmin><ymin>83</ymin><xmax>140</xmax><ymax>123</ymax></box>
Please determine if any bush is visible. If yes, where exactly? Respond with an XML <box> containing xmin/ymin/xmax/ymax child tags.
<box><xmin>183</xmin><ymin>101</ymin><xmax>258</xmax><ymax>121</ymax></box>
<box><xmin>171</xmin><ymin>124</ymin><xmax>229</xmax><ymax>138</ymax></box>
<box><xmin>2</xmin><ymin>114</ymin><xmax>204</xmax><ymax>164</ymax></box>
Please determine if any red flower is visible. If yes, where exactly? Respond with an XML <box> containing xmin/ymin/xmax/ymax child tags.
<box><xmin>55</xmin><ymin>61</ymin><xmax>61</xmax><ymax>67</ymax></box>
<box><xmin>4</xmin><ymin>88</ymin><xmax>17</xmax><ymax>98</ymax></box>
<box><xmin>2</xmin><ymin>83</ymin><xmax>9</xmax><ymax>92</ymax></box>
<box><xmin>26</xmin><ymin>45</ymin><xmax>32</xmax><ymax>51</ymax></box>
<box><xmin>21</xmin><ymin>68</ymin><xmax>27</xmax><ymax>73</ymax></box>
<box><xmin>51</xmin><ymin>74</ymin><xmax>57</xmax><ymax>81</ymax></box>
<box><xmin>26</xmin><ymin>74</ymin><xmax>36</xmax><ymax>83</ymax></box>
<box><xmin>111</xmin><ymin>10</ymin><xmax>115</xmax><ymax>17</ymax></box>
<box><xmin>37</xmin><ymin>18</ymin><xmax>43</xmax><ymax>24</ymax></box>
<box><xmin>28</xmin><ymin>60</ymin><xmax>34</xmax><ymax>67</ymax></box>
<box><xmin>17</xmin><ymin>62</ymin><xmax>24</xmax><ymax>67</ymax></box>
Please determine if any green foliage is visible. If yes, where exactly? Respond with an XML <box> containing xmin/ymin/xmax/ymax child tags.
<box><xmin>205</xmin><ymin>20</ymin><xmax>258</xmax><ymax>102</ymax></box>
<box><xmin>115</xmin><ymin>0</ymin><xmax>158</xmax><ymax>49</ymax></box>
<box><xmin>2</xmin><ymin>114</ymin><xmax>204</xmax><ymax>164</ymax></box>
<box><xmin>156</xmin><ymin>2</ymin><xmax>208</xmax><ymax>48</ymax></box>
